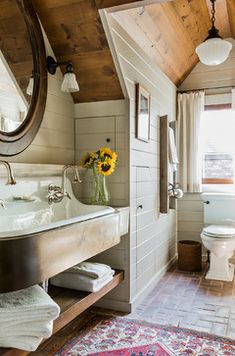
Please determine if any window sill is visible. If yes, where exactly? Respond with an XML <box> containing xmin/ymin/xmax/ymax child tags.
<box><xmin>202</xmin><ymin>184</ymin><xmax>235</xmax><ymax>193</ymax></box>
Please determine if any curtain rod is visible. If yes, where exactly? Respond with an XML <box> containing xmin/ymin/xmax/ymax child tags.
<box><xmin>178</xmin><ymin>85</ymin><xmax>234</xmax><ymax>93</ymax></box>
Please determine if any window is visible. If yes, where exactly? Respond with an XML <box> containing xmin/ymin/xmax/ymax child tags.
<box><xmin>200</xmin><ymin>104</ymin><xmax>235</xmax><ymax>185</ymax></box>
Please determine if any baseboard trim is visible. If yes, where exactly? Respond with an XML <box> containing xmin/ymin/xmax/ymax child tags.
<box><xmin>95</xmin><ymin>298</ymin><xmax>132</xmax><ymax>313</ymax></box>
<box><xmin>130</xmin><ymin>254</ymin><xmax>177</xmax><ymax>312</ymax></box>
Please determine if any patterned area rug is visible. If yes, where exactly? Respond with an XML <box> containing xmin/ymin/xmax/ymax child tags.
<box><xmin>55</xmin><ymin>316</ymin><xmax>235</xmax><ymax>355</ymax></box>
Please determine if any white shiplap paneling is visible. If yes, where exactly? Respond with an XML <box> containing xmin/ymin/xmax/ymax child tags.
<box><xmin>107</xmin><ymin>12</ymin><xmax>177</xmax><ymax>306</ymax></box>
<box><xmin>75</xmin><ymin>99</ymin><xmax>130</xmax><ymax>309</ymax></box>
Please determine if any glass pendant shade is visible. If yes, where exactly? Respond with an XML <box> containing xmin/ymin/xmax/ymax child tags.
<box><xmin>61</xmin><ymin>72</ymin><xmax>79</xmax><ymax>93</ymax></box>
<box><xmin>196</xmin><ymin>37</ymin><xmax>232</xmax><ymax>66</ymax></box>
<box><xmin>26</xmin><ymin>76</ymin><xmax>34</xmax><ymax>96</ymax></box>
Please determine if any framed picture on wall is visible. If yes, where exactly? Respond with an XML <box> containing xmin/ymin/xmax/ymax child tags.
<box><xmin>136</xmin><ymin>83</ymin><xmax>150</xmax><ymax>142</ymax></box>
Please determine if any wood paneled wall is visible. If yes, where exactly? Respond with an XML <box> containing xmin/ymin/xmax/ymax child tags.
<box><xmin>74</xmin><ymin>99</ymin><xmax>130</xmax><ymax>311</ymax></box>
<box><xmin>107</xmin><ymin>12</ymin><xmax>177</xmax><ymax>307</ymax></box>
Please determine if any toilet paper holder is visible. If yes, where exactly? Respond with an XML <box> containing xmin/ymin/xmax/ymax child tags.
<box><xmin>168</xmin><ymin>183</ymin><xmax>184</xmax><ymax>199</ymax></box>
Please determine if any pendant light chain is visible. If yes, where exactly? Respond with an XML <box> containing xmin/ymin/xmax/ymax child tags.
<box><xmin>195</xmin><ymin>0</ymin><xmax>232</xmax><ymax>65</ymax></box>
<box><xmin>210</xmin><ymin>0</ymin><xmax>216</xmax><ymax>28</ymax></box>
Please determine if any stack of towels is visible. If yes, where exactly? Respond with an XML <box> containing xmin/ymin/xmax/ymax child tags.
<box><xmin>0</xmin><ymin>285</ymin><xmax>60</xmax><ymax>351</ymax></box>
<box><xmin>51</xmin><ymin>262</ymin><xmax>115</xmax><ymax>292</ymax></box>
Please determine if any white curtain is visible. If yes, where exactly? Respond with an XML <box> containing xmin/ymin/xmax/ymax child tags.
<box><xmin>177</xmin><ymin>91</ymin><xmax>205</xmax><ymax>192</ymax></box>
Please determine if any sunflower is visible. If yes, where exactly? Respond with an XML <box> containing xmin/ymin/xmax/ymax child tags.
<box><xmin>97</xmin><ymin>158</ymin><xmax>115</xmax><ymax>176</ymax></box>
<box><xmin>80</xmin><ymin>152</ymin><xmax>96</xmax><ymax>168</ymax></box>
<box><xmin>99</xmin><ymin>147</ymin><xmax>118</xmax><ymax>163</ymax></box>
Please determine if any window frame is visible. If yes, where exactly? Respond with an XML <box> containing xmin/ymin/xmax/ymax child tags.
<box><xmin>202</xmin><ymin>103</ymin><xmax>233</xmax><ymax>185</ymax></box>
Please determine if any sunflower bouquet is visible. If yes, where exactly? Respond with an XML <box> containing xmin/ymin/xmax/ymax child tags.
<box><xmin>80</xmin><ymin>147</ymin><xmax>118</xmax><ymax>205</ymax></box>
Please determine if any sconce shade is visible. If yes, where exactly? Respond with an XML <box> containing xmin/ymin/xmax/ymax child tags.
<box><xmin>196</xmin><ymin>37</ymin><xmax>232</xmax><ymax>66</ymax></box>
<box><xmin>61</xmin><ymin>72</ymin><xmax>80</xmax><ymax>93</ymax></box>
<box><xmin>26</xmin><ymin>76</ymin><xmax>34</xmax><ymax>96</ymax></box>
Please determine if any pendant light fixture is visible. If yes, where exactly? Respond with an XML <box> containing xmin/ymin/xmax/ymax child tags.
<box><xmin>46</xmin><ymin>56</ymin><xmax>80</xmax><ymax>93</ymax></box>
<box><xmin>195</xmin><ymin>0</ymin><xmax>232</xmax><ymax>66</ymax></box>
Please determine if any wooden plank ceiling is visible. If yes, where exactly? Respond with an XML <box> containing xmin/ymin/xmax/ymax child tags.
<box><xmin>33</xmin><ymin>0</ymin><xmax>124</xmax><ymax>103</ymax></box>
<box><xmin>32</xmin><ymin>0</ymin><xmax>173</xmax><ymax>103</ymax></box>
<box><xmin>31</xmin><ymin>0</ymin><xmax>234</xmax><ymax>102</ymax></box>
<box><xmin>113</xmin><ymin>0</ymin><xmax>235</xmax><ymax>87</ymax></box>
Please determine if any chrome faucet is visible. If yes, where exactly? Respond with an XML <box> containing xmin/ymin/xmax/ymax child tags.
<box><xmin>47</xmin><ymin>165</ymin><xmax>81</xmax><ymax>205</ymax></box>
<box><xmin>62</xmin><ymin>165</ymin><xmax>82</xmax><ymax>196</ymax></box>
<box><xmin>0</xmin><ymin>161</ymin><xmax>16</xmax><ymax>185</ymax></box>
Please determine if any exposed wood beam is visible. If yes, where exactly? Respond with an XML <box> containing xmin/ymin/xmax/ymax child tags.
<box><xmin>95</xmin><ymin>0</ymin><xmax>173</xmax><ymax>12</ymax></box>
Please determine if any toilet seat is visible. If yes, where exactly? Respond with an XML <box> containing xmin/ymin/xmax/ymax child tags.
<box><xmin>203</xmin><ymin>225</ymin><xmax>235</xmax><ymax>238</ymax></box>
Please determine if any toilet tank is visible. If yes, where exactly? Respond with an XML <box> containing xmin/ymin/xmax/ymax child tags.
<box><xmin>202</xmin><ymin>193</ymin><xmax>235</xmax><ymax>224</ymax></box>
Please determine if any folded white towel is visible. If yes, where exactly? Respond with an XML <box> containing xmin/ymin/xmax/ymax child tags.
<box><xmin>0</xmin><ymin>336</ymin><xmax>43</xmax><ymax>352</ymax></box>
<box><xmin>66</xmin><ymin>262</ymin><xmax>113</xmax><ymax>279</ymax></box>
<box><xmin>0</xmin><ymin>320</ymin><xmax>53</xmax><ymax>338</ymax></box>
<box><xmin>0</xmin><ymin>285</ymin><xmax>60</xmax><ymax>322</ymax></box>
<box><xmin>168</xmin><ymin>127</ymin><xmax>179</xmax><ymax>172</ymax></box>
<box><xmin>51</xmin><ymin>270</ymin><xmax>115</xmax><ymax>293</ymax></box>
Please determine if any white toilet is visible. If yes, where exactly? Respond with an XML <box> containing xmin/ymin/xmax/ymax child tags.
<box><xmin>201</xmin><ymin>193</ymin><xmax>235</xmax><ymax>281</ymax></box>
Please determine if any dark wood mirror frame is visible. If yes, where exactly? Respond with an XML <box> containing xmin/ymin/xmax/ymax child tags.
<box><xmin>0</xmin><ymin>0</ymin><xmax>47</xmax><ymax>156</ymax></box>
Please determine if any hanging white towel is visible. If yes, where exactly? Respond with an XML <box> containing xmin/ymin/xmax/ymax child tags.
<box><xmin>168</xmin><ymin>127</ymin><xmax>179</xmax><ymax>172</ymax></box>
<box><xmin>0</xmin><ymin>336</ymin><xmax>43</xmax><ymax>352</ymax></box>
<box><xmin>50</xmin><ymin>270</ymin><xmax>115</xmax><ymax>293</ymax></box>
<box><xmin>65</xmin><ymin>262</ymin><xmax>113</xmax><ymax>279</ymax></box>
<box><xmin>0</xmin><ymin>285</ymin><xmax>60</xmax><ymax>322</ymax></box>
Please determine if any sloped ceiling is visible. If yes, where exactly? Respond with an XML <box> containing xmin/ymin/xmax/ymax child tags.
<box><xmin>33</xmin><ymin>0</ymin><xmax>124</xmax><ymax>103</ymax></box>
<box><xmin>32</xmin><ymin>0</ymin><xmax>234</xmax><ymax>102</ymax></box>
<box><xmin>113</xmin><ymin>0</ymin><xmax>235</xmax><ymax>87</ymax></box>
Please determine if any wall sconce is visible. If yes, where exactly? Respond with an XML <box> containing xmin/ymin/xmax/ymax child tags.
<box><xmin>46</xmin><ymin>56</ymin><xmax>80</xmax><ymax>93</ymax></box>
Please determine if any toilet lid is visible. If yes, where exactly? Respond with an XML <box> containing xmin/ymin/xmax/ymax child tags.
<box><xmin>203</xmin><ymin>225</ymin><xmax>235</xmax><ymax>238</ymax></box>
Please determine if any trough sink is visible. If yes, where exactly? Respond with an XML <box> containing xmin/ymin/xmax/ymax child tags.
<box><xmin>0</xmin><ymin>177</ymin><xmax>128</xmax><ymax>293</ymax></box>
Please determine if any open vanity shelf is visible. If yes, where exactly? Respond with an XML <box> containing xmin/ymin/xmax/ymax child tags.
<box><xmin>0</xmin><ymin>270</ymin><xmax>124</xmax><ymax>356</ymax></box>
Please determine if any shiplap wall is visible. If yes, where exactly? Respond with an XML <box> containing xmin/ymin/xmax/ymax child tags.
<box><xmin>178</xmin><ymin>39</ymin><xmax>235</xmax><ymax>252</ymax></box>
<box><xmin>0</xmin><ymin>33</ymin><xmax>75</xmax><ymax>164</ymax></box>
<box><xmin>74</xmin><ymin>99</ymin><xmax>131</xmax><ymax>311</ymax></box>
<box><xmin>107</xmin><ymin>12</ymin><xmax>177</xmax><ymax>307</ymax></box>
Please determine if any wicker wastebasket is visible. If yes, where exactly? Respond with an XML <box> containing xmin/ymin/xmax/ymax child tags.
<box><xmin>178</xmin><ymin>240</ymin><xmax>202</xmax><ymax>272</ymax></box>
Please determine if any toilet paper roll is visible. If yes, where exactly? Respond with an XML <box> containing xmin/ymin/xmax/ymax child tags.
<box><xmin>174</xmin><ymin>188</ymin><xmax>183</xmax><ymax>199</ymax></box>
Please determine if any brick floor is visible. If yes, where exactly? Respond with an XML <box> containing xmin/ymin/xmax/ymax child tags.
<box><xmin>129</xmin><ymin>262</ymin><xmax>235</xmax><ymax>338</ymax></box>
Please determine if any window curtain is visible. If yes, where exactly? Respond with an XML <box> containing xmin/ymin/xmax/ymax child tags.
<box><xmin>177</xmin><ymin>91</ymin><xmax>205</xmax><ymax>193</ymax></box>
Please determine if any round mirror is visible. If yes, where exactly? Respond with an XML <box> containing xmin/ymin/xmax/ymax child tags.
<box><xmin>0</xmin><ymin>0</ymin><xmax>47</xmax><ymax>156</ymax></box>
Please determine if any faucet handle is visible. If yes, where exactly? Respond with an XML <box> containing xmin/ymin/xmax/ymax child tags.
<box><xmin>48</xmin><ymin>184</ymin><xmax>62</xmax><ymax>192</ymax></box>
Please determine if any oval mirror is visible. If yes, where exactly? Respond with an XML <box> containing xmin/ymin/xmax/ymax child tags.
<box><xmin>0</xmin><ymin>0</ymin><xmax>47</xmax><ymax>156</ymax></box>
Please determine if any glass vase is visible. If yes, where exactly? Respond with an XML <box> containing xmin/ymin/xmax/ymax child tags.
<box><xmin>91</xmin><ymin>167</ymin><xmax>109</xmax><ymax>205</ymax></box>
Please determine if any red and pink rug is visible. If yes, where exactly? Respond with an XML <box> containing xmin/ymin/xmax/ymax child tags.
<box><xmin>55</xmin><ymin>316</ymin><xmax>235</xmax><ymax>355</ymax></box>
